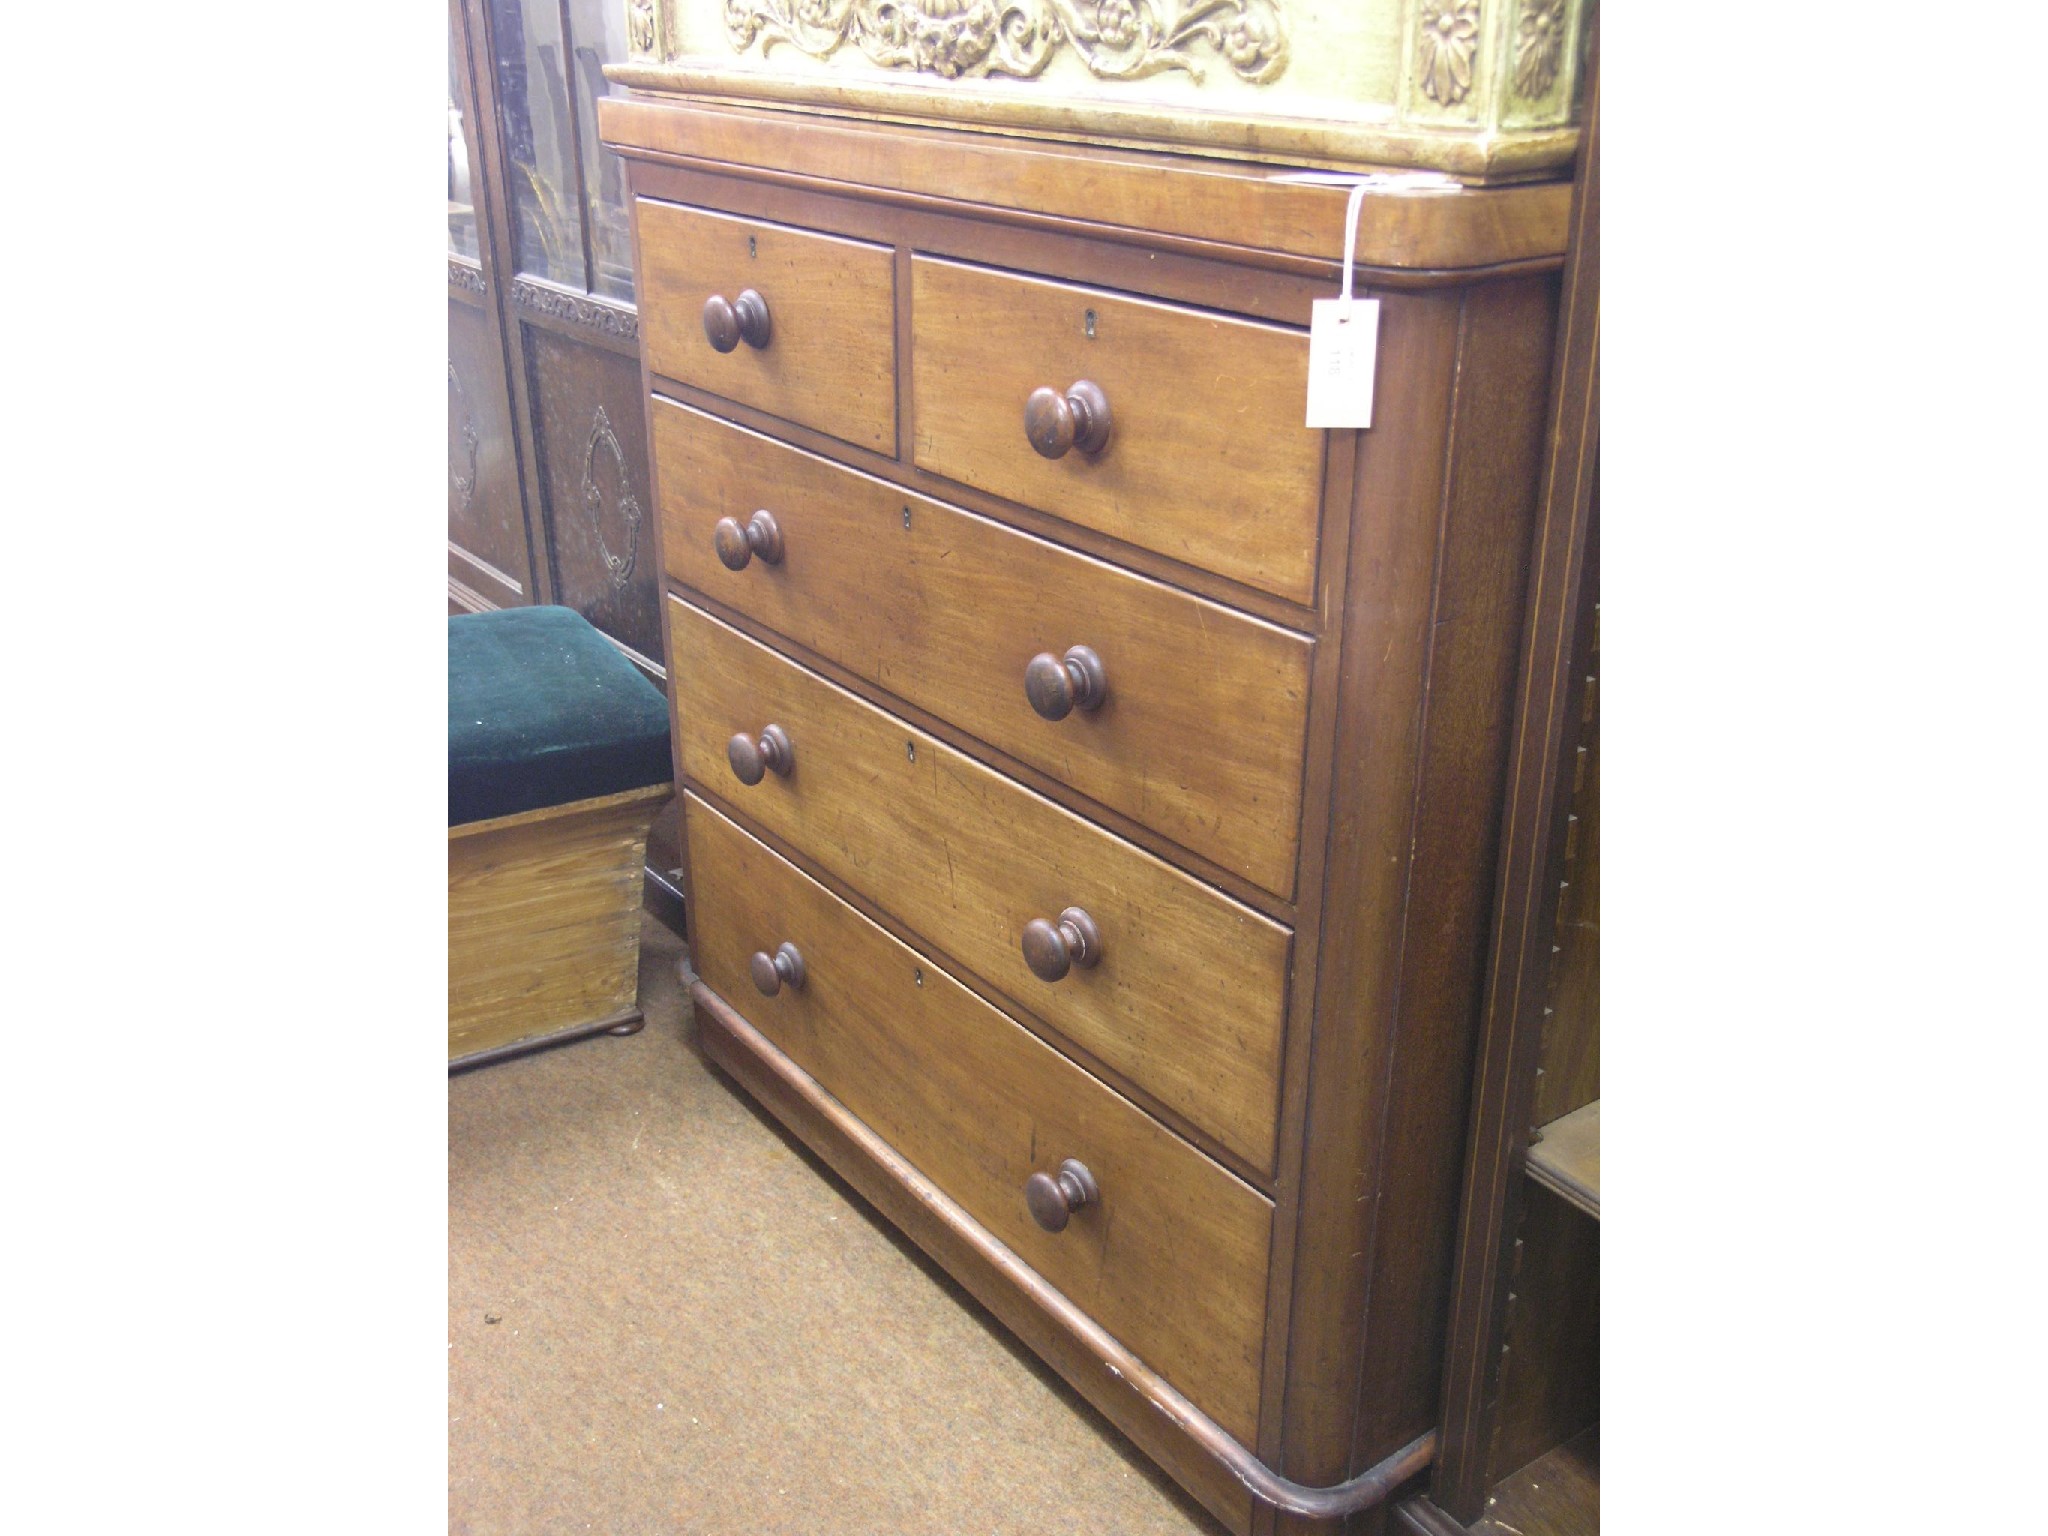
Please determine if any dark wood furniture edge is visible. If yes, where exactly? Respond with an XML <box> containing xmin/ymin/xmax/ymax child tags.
<box><xmin>1476</xmin><ymin>1426</ymin><xmax>1598</xmax><ymax>1534</ymax></box>
<box><xmin>1267</xmin><ymin>290</ymin><xmax>1470</xmax><ymax>1530</ymax></box>
<box><xmin>1430</xmin><ymin>67</ymin><xmax>1600</xmax><ymax>1527</ymax></box>
<box><xmin>618</xmin><ymin>137</ymin><xmax>1564</xmax><ymax>293</ymax></box>
<box><xmin>641</xmin><ymin>862</ymin><xmax>688</xmax><ymax>937</ymax></box>
<box><xmin>1399</xmin><ymin>1430</ymin><xmax>1603</xmax><ymax>1536</ymax></box>
<box><xmin>1337</xmin><ymin>275</ymin><xmax>1564</xmax><ymax>1494</ymax></box>
<box><xmin>1253</xmin><ymin>269</ymin><xmax>1558</xmax><ymax>1536</ymax></box>
<box><xmin>1523</xmin><ymin>1102</ymin><xmax>1599</xmax><ymax>1220</ymax></box>
<box><xmin>447</xmin><ymin>1005</ymin><xmax>645</xmax><ymax>1074</ymax></box>
<box><xmin>1392</xmin><ymin>1495</ymin><xmax>1471</xmax><ymax>1536</ymax></box>
<box><xmin>597</xmin><ymin>96</ymin><xmax>1571</xmax><ymax>280</ymax></box>
<box><xmin>691</xmin><ymin>980</ymin><xmax>1437</xmax><ymax>1527</ymax></box>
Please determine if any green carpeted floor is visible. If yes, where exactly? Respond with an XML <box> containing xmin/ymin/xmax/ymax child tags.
<box><xmin>450</xmin><ymin>909</ymin><xmax>1229</xmax><ymax>1535</ymax></box>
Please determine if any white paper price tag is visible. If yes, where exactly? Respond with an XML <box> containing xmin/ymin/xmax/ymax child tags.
<box><xmin>1306</xmin><ymin>296</ymin><xmax>1380</xmax><ymax>429</ymax></box>
<box><xmin>1289</xmin><ymin>173</ymin><xmax>1456</xmax><ymax>430</ymax></box>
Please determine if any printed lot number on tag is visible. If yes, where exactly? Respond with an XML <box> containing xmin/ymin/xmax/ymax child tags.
<box><xmin>1306</xmin><ymin>297</ymin><xmax>1380</xmax><ymax>429</ymax></box>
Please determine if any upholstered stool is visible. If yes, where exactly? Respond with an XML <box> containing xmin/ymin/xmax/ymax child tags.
<box><xmin>448</xmin><ymin>606</ymin><xmax>672</xmax><ymax>1068</ymax></box>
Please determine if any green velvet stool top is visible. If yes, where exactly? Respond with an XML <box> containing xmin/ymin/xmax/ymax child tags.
<box><xmin>448</xmin><ymin>607</ymin><xmax>671</xmax><ymax>827</ymax></box>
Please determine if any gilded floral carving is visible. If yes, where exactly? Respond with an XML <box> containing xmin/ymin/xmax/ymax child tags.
<box><xmin>1416</xmin><ymin>0</ymin><xmax>1479</xmax><ymax>107</ymax></box>
<box><xmin>1513</xmin><ymin>0</ymin><xmax>1565</xmax><ymax>99</ymax></box>
<box><xmin>627</xmin><ymin>0</ymin><xmax>659</xmax><ymax>57</ymax></box>
<box><xmin>722</xmin><ymin>0</ymin><xmax>1289</xmax><ymax>86</ymax></box>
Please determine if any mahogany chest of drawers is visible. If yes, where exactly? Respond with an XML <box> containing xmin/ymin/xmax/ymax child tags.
<box><xmin>601</xmin><ymin>92</ymin><xmax>1570</xmax><ymax>1534</ymax></box>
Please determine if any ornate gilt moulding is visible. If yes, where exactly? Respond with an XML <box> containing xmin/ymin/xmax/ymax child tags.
<box><xmin>611</xmin><ymin>0</ymin><xmax>1590</xmax><ymax>178</ymax></box>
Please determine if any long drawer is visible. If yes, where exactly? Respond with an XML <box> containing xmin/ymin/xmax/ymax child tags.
<box><xmin>686</xmin><ymin>793</ymin><xmax>1273</xmax><ymax>1443</ymax></box>
<box><xmin>654</xmin><ymin>399</ymin><xmax>1312</xmax><ymax>899</ymax></box>
<box><xmin>636</xmin><ymin>200</ymin><xmax>897</xmax><ymax>454</ymax></box>
<box><xmin>670</xmin><ymin>597</ymin><xmax>1291</xmax><ymax>1174</ymax></box>
<box><xmin>910</xmin><ymin>255</ymin><xmax>1324</xmax><ymax>605</ymax></box>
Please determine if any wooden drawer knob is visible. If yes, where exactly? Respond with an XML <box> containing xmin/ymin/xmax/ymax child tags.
<box><xmin>1024</xmin><ymin>646</ymin><xmax>1106</xmax><ymax>721</ymax></box>
<box><xmin>1021</xmin><ymin>906</ymin><xmax>1101</xmax><ymax>983</ymax></box>
<box><xmin>1024</xmin><ymin>1158</ymin><xmax>1099</xmax><ymax>1233</ymax></box>
<box><xmin>713</xmin><ymin>509</ymin><xmax>783</xmax><ymax>570</ymax></box>
<box><xmin>1024</xmin><ymin>380</ymin><xmax>1111</xmax><ymax>459</ymax></box>
<box><xmin>703</xmin><ymin>288</ymin><xmax>772</xmax><ymax>353</ymax></box>
<box><xmin>749</xmin><ymin>941</ymin><xmax>805</xmax><ymax>997</ymax></box>
<box><xmin>726</xmin><ymin>723</ymin><xmax>793</xmax><ymax>786</ymax></box>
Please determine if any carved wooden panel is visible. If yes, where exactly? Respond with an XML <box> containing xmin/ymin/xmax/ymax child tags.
<box><xmin>448</xmin><ymin>295</ymin><xmax>533</xmax><ymax>605</ymax></box>
<box><xmin>618</xmin><ymin>0</ymin><xmax>1593</xmax><ymax>178</ymax></box>
<box><xmin>526</xmin><ymin>325</ymin><xmax>663</xmax><ymax>674</ymax></box>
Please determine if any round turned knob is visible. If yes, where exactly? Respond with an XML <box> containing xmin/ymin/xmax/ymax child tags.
<box><xmin>1023</xmin><ymin>646</ymin><xmax>1106</xmax><ymax>721</ymax></box>
<box><xmin>702</xmin><ymin>288</ymin><xmax>772</xmax><ymax>353</ymax></box>
<box><xmin>749</xmin><ymin>941</ymin><xmax>805</xmax><ymax>997</ymax></box>
<box><xmin>713</xmin><ymin>509</ymin><xmax>783</xmax><ymax>571</ymax></box>
<box><xmin>1024</xmin><ymin>1159</ymin><xmax>1099</xmax><ymax>1233</ymax></box>
<box><xmin>1021</xmin><ymin>907</ymin><xmax>1102</xmax><ymax>983</ymax></box>
<box><xmin>726</xmin><ymin>723</ymin><xmax>793</xmax><ymax>786</ymax></box>
<box><xmin>1023</xmin><ymin>380</ymin><xmax>1111</xmax><ymax>459</ymax></box>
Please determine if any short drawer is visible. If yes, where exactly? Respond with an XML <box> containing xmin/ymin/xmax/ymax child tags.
<box><xmin>636</xmin><ymin>200</ymin><xmax>895</xmax><ymax>453</ymax></box>
<box><xmin>655</xmin><ymin>400</ymin><xmax>1312</xmax><ymax>899</ymax></box>
<box><xmin>670</xmin><ymin>598</ymin><xmax>1291</xmax><ymax>1174</ymax></box>
<box><xmin>910</xmin><ymin>256</ymin><xmax>1323</xmax><ymax>604</ymax></box>
<box><xmin>686</xmin><ymin>792</ymin><xmax>1273</xmax><ymax>1443</ymax></box>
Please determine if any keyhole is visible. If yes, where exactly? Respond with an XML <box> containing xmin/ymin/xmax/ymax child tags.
<box><xmin>747</xmin><ymin>235</ymin><xmax>757</xmax><ymax>258</ymax></box>
<box><xmin>913</xmin><ymin>968</ymin><xmax>924</xmax><ymax>987</ymax></box>
<box><xmin>906</xmin><ymin>740</ymin><xmax>916</xmax><ymax>762</ymax></box>
<box><xmin>1084</xmin><ymin>309</ymin><xmax>1097</xmax><ymax>339</ymax></box>
<box><xmin>902</xmin><ymin>505</ymin><xmax>912</xmax><ymax>530</ymax></box>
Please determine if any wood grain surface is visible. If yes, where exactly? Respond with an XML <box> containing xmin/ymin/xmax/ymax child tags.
<box><xmin>911</xmin><ymin>257</ymin><xmax>1323</xmax><ymax>604</ymax></box>
<box><xmin>447</xmin><ymin>785</ymin><xmax>669</xmax><ymax>1057</ymax></box>
<box><xmin>1486</xmin><ymin>1186</ymin><xmax>1598</xmax><ymax>1490</ymax></box>
<box><xmin>687</xmin><ymin>795</ymin><xmax>1274</xmax><ymax>1444</ymax></box>
<box><xmin>636</xmin><ymin>199</ymin><xmax>897</xmax><ymax>453</ymax></box>
<box><xmin>690</xmin><ymin>984</ymin><xmax>1259</xmax><ymax>1535</ymax></box>
<box><xmin>599</xmin><ymin>97</ymin><xmax>1575</xmax><ymax>273</ymax></box>
<box><xmin>670</xmin><ymin>598</ymin><xmax>1292</xmax><ymax>1173</ymax></box>
<box><xmin>1474</xmin><ymin>1428</ymin><xmax>1597</xmax><ymax>1536</ymax></box>
<box><xmin>1340</xmin><ymin>275</ymin><xmax>1559</xmax><ymax>1479</ymax></box>
<box><xmin>1433</xmin><ymin>69</ymin><xmax>1600</xmax><ymax>1526</ymax></box>
<box><xmin>605</xmin><ymin>79</ymin><xmax>1586</xmax><ymax>1534</ymax></box>
<box><xmin>655</xmin><ymin>399</ymin><xmax>1314</xmax><ymax>896</ymax></box>
<box><xmin>1261</xmin><ymin>290</ymin><xmax>1466</xmax><ymax>1513</ymax></box>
